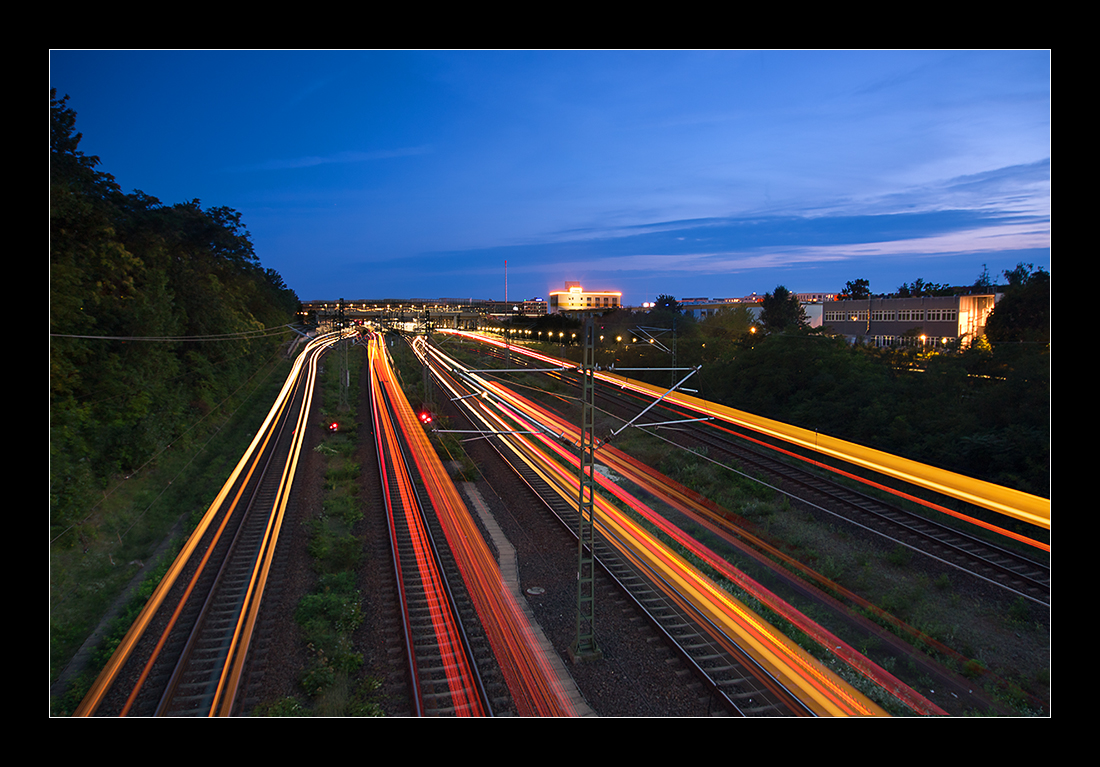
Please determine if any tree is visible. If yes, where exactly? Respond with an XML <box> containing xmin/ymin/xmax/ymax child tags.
<box><xmin>973</xmin><ymin>264</ymin><xmax>993</xmax><ymax>292</ymax></box>
<box><xmin>843</xmin><ymin>279</ymin><xmax>870</xmax><ymax>300</ymax></box>
<box><xmin>700</xmin><ymin>305</ymin><xmax>756</xmax><ymax>340</ymax></box>
<box><xmin>985</xmin><ymin>263</ymin><xmax>1049</xmax><ymax>344</ymax></box>
<box><xmin>653</xmin><ymin>294</ymin><xmax>682</xmax><ymax>313</ymax></box>
<box><xmin>896</xmin><ymin>278</ymin><xmax>952</xmax><ymax>297</ymax></box>
<box><xmin>51</xmin><ymin>89</ymin><xmax>119</xmax><ymax>197</ymax></box>
<box><xmin>50</xmin><ymin>90</ymin><xmax>300</xmax><ymax>542</ymax></box>
<box><xmin>760</xmin><ymin>286</ymin><xmax>808</xmax><ymax>334</ymax></box>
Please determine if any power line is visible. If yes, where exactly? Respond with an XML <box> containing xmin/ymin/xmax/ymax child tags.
<box><xmin>49</xmin><ymin>325</ymin><xmax>297</xmax><ymax>342</ymax></box>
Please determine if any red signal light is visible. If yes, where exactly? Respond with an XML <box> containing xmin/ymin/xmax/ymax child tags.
<box><xmin>329</xmin><ymin>422</ymin><xmax>339</xmax><ymax>432</ymax></box>
<box><xmin>418</xmin><ymin>411</ymin><xmax>432</xmax><ymax>424</ymax></box>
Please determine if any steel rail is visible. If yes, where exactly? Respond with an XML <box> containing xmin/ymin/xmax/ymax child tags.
<box><xmin>74</xmin><ymin>331</ymin><xmax>345</xmax><ymax>717</ymax></box>
<box><xmin>370</xmin><ymin>338</ymin><xmax>424</xmax><ymax>716</ymax></box>
<box><xmin>439</xmin><ymin>329</ymin><xmax>1049</xmax><ymax>533</ymax></box>
<box><xmin>210</xmin><ymin>331</ymin><xmax>327</xmax><ymax>716</ymax></box>
<box><xmin>426</xmin><ymin>354</ymin><xmax>816</xmax><ymax>715</ymax></box>
<box><xmin>409</xmin><ymin>337</ymin><xmax>580</xmax><ymax>716</ymax></box>
<box><xmin>371</xmin><ymin>334</ymin><xmax>491</xmax><ymax>716</ymax></box>
<box><xmin>420</xmin><ymin>338</ymin><xmax>886</xmax><ymax>716</ymax></box>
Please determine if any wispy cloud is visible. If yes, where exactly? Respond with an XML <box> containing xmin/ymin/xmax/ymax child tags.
<box><xmin>226</xmin><ymin>145</ymin><xmax>432</xmax><ymax>173</ymax></box>
<box><xmin>397</xmin><ymin>177</ymin><xmax>1049</xmax><ymax>294</ymax></box>
<box><xmin>449</xmin><ymin>220</ymin><xmax>1047</xmax><ymax>280</ymax></box>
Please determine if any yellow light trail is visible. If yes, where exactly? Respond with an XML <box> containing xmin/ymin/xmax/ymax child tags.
<box><xmin>423</xmin><ymin>339</ymin><xmax>887</xmax><ymax>716</ymax></box>
<box><xmin>212</xmin><ymin>331</ymin><xmax>334</xmax><ymax>716</ymax></box>
<box><xmin>440</xmin><ymin>330</ymin><xmax>1050</xmax><ymax>536</ymax></box>
<box><xmin>478</xmin><ymin>381</ymin><xmax>946</xmax><ymax>714</ymax></box>
<box><xmin>380</xmin><ymin>335</ymin><xmax>576</xmax><ymax>716</ymax></box>
<box><xmin>75</xmin><ymin>331</ymin><xmax>347</xmax><ymax>717</ymax></box>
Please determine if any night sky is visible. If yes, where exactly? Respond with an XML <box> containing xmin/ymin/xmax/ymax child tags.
<box><xmin>49</xmin><ymin>50</ymin><xmax>1050</xmax><ymax>305</ymax></box>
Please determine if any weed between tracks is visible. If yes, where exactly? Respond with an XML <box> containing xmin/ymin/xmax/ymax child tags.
<box><xmin>255</xmin><ymin>338</ymin><xmax>385</xmax><ymax>716</ymax></box>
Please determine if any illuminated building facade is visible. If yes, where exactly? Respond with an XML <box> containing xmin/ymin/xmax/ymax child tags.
<box><xmin>548</xmin><ymin>282</ymin><xmax>622</xmax><ymax>315</ymax></box>
<box><xmin>520</xmin><ymin>298</ymin><xmax>548</xmax><ymax>315</ymax></box>
<box><xmin>822</xmin><ymin>293</ymin><xmax>1000</xmax><ymax>347</ymax></box>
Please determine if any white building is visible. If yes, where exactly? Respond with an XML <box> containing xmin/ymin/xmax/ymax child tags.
<box><xmin>548</xmin><ymin>282</ymin><xmax>622</xmax><ymax>315</ymax></box>
<box><xmin>822</xmin><ymin>293</ymin><xmax>1000</xmax><ymax>347</ymax></box>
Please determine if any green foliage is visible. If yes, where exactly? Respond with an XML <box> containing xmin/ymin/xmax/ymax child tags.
<box><xmin>760</xmin><ymin>286</ymin><xmax>808</xmax><ymax>333</ymax></box>
<box><xmin>50</xmin><ymin>90</ymin><xmax>301</xmax><ymax>536</ymax></box>
<box><xmin>653</xmin><ymin>294</ymin><xmax>682</xmax><ymax>313</ymax></box>
<box><xmin>699</xmin><ymin>305</ymin><xmax>756</xmax><ymax>341</ymax></box>
<box><xmin>325</xmin><ymin>461</ymin><xmax>361</xmax><ymax>484</ymax></box>
<box><xmin>296</xmin><ymin>570</ymin><xmax>365</xmax><ymax>698</ymax></box>
<box><xmin>296</xmin><ymin>573</ymin><xmax>365</xmax><ymax>638</ymax></box>
<box><xmin>985</xmin><ymin>263</ymin><xmax>1049</xmax><ymax>344</ymax></box>
<box><xmin>973</xmin><ymin>264</ymin><xmax>994</xmax><ymax>292</ymax></box>
<box><xmin>886</xmin><ymin>546</ymin><xmax>913</xmax><ymax>567</ymax></box>
<box><xmin>843</xmin><ymin>279</ymin><xmax>870</xmax><ymax>299</ymax></box>
<box><xmin>323</xmin><ymin>495</ymin><xmax>364</xmax><ymax>526</ymax></box>
<box><xmin>284</xmin><ymin>342</ymin><xmax>378</xmax><ymax>714</ymax></box>
<box><xmin>307</xmin><ymin>519</ymin><xmax>363</xmax><ymax>573</ymax></box>
<box><xmin>963</xmin><ymin>658</ymin><xmax>987</xmax><ymax>679</ymax></box>
<box><xmin>253</xmin><ymin>697</ymin><xmax>309</xmax><ymax>717</ymax></box>
<box><xmin>346</xmin><ymin>678</ymin><xmax>386</xmax><ymax>717</ymax></box>
<box><xmin>530</xmin><ymin>312</ymin><xmax>583</xmax><ymax>338</ymax></box>
<box><xmin>896</xmin><ymin>278</ymin><xmax>954</xmax><ymax>297</ymax></box>
<box><xmin>300</xmin><ymin>661</ymin><xmax>337</xmax><ymax>697</ymax></box>
<box><xmin>691</xmin><ymin>327</ymin><xmax>1048</xmax><ymax>496</ymax></box>
<box><xmin>1008</xmin><ymin>597</ymin><xmax>1032</xmax><ymax>625</ymax></box>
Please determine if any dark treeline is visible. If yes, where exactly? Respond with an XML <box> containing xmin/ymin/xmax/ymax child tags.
<box><xmin>539</xmin><ymin>281</ymin><xmax>1049</xmax><ymax>499</ymax></box>
<box><xmin>50</xmin><ymin>90</ymin><xmax>301</xmax><ymax>542</ymax></box>
<box><xmin>687</xmin><ymin>331</ymin><xmax>1049</xmax><ymax>500</ymax></box>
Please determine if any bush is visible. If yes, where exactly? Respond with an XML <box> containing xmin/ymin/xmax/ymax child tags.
<box><xmin>963</xmin><ymin>658</ymin><xmax>986</xmax><ymax>679</ymax></box>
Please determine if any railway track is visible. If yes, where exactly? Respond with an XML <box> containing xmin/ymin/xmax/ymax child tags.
<box><xmin>74</xmin><ymin>330</ymin><xmax>346</xmax><ymax>717</ymax></box>
<box><xmin>416</xmin><ymin>331</ymin><xmax>1054</xmax><ymax>715</ymax></box>
<box><xmin>154</xmin><ymin>431</ymin><xmax>292</xmax><ymax>717</ymax></box>
<box><xmin>456</xmin><ymin>334</ymin><xmax>1050</xmax><ymax>609</ymax></box>
<box><xmin>674</xmin><ymin>423</ymin><xmax>1051</xmax><ymax>606</ymax></box>
<box><xmin>492</xmin><ymin>432</ymin><xmax>810</xmax><ymax>716</ymax></box>
<box><xmin>369</xmin><ymin>333</ymin><xmax>584</xmax><ymax>717</ymax></box>
<box><xmin>369</xmin><ymin>335</ymin><xmax>496</xmax><ymax>716</ymax></box>
<box><xmin>418</xmin><ymin>336</ymin><xmax>839</xmax><ymax>716</ymax></box>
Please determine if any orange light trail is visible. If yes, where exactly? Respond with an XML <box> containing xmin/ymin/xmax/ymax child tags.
<box><xmin>440</xmin><ymin>329</ymin><xmax>1050</xmax><ymax>540</ymax></box>
<box><xmin>500</xmin><ymin>407</ymin><xmax>883</xmax><ymax>715</ymax></box>
<box><xmin>376</xmin><ymin>335</ymin><xmax>576</xmax><ymax>716</ymax></box>
<box><xmin>75</xmin><ymin>331</ymin><xmax>348</xmax><ymax>717</ymax></box>
<box><xmin>423</xmin><ymin>339</ymin><xmax>889</xmax><ymax>716</ymax></box>
<box><xmin>372</xmin><ymin>336</ymin><xmax>485</xmax><ymax>715</ymax></box>
<box><xmin>505</xmin><ymin>369</ymin><xmax>1000</xmax><ymax>703</ymax></box>
<box><xmin>495</xmin><ymin>384</ymin><xmax>931</xmax><ymax>711</ymax></box>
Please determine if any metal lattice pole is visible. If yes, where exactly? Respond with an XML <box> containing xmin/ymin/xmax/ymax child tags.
<box><xmin>571</xmin><ymin>317</ymin><xmax>602</xmax><ymax>663</ymax></box>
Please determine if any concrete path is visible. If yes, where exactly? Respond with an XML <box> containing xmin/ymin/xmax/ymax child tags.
<box><xmin>461</xmin><ymin>482</ymin><xmax>595</xmax><ymax>717</ymax></box>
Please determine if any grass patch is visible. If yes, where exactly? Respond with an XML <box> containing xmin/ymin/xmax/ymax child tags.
<box><xmin>259</xmin><ymin>337</ymin><xmax>384</xmax><ymax>716</ymax></box>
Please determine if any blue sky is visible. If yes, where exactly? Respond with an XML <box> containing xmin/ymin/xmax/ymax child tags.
<box><xmin>49</xmin><ymin>50</ymin><xmax>1050</xmax><ymax>304</ymax></box>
